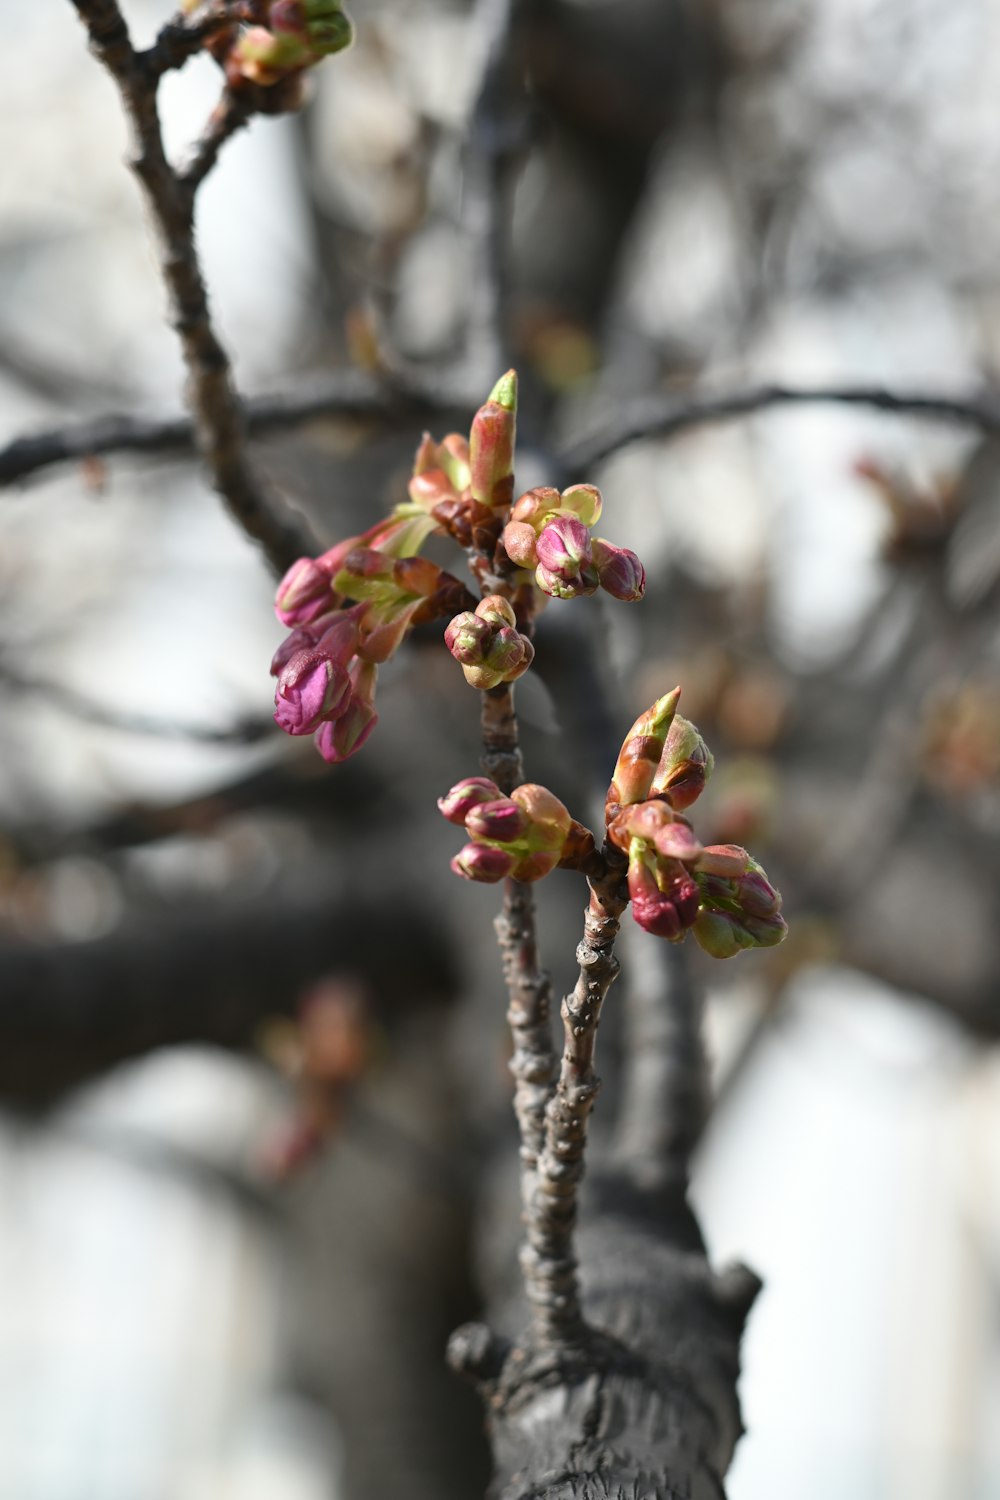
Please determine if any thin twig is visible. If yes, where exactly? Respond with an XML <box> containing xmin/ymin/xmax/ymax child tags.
<box><xmin>0</xmin><ymin>370</ymin><xmax>447</xmax><ymax>490</ymax></box>
<box><xmin>181</xmin><ymin>86</ymin><xmax>253</xmax><ymax>191</ymax></box>
<box><xmin>0</xmin><ymin>663</ymin><xmax>272</xmax><ymax>744</ymax></box>
<box><xmin>141</xmin><ymin>3</ymin><xmax>248</xmax><ymax>77</ymax></box>
<box><xmin>523</xmin><ymin>841</ymin><xmax>628</xmax><ymax>1344</ymax></box>
<box><xmin>67</xmin><ymin>0</ymin><xmax>319</xmax><ymax>575</ymax></box>
<box><xmin>559</xmin><ymin>382</ymin><xmax>1000</xmax><ymax>474</ymax></box>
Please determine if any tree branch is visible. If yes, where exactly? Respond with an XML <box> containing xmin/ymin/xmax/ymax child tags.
<box><xmin>558</xmin><ymin>382</ymin><xmax>1000</xmax><ymax>473</ymax></box>
<box><xmin>0</xmin><ymin>369</ymin><xmax>446</xmax><ymax>489</ymax></box>
<box><xmin>522</xmin><ymin>842</ymin><xmax>628</xmax><ymax>1344</ymax></box>
<box><xmin>67</xmin><ymin>0</ymin><xmax>319</xmax><ymax>575</ymax></box>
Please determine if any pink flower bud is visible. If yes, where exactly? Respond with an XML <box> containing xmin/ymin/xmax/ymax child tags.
<box><xmin>465</xmin><ymin>798</ymin><xmax>529</xmax><ymax>843</ymax></box>
<box><xmin>627</xmin><ymin>852</ymin><xmax>700</xmax><ymax>941</ymax></box>
<box><xmin>592</xmin><ymin>538</ymin><xmax>646</xmax><ymax>602</ymax></box>
<box><xmin>485</xmin><ymin>626</ymin><xmax>532</xmax><ymax>678</ymax></box>
<box><xmin>534</xmin><ymin>515</ymin><xmax>599</xmax><ymax>598</ymax></box>
<box><xmin>502</xmin><ymin>522</ymin><xmax>539</xmax><ymax>568</ymax></box>
<box><xmin>451</xmin><ymin>842</ymin><xmax>517</xmax><ymax>882</ymax></box>
<box><xmin>469</xmin><ymin>370</ymin><xmax>517</xmax><ymax>509</ymax></box>
<box><xmin>314</xmin><ymin>661</ymin><xmax>378</xmax><ymax>763</ymax></box>
<box><xmin>438</xmin><ymin>777</ymin><xmax>504</xmax><ymax>825</ymax></box>
<box><xmin>445</xmin><ymin>611</ymin><xmax>491</xmax><ymax>664</ymax></box>
<box><xmin>275</xmin><ymin>556</ymin><xmax>336</xmax><ymax>627</ymax></box>
<box><xmin>627</xmin><ymin>857</ymin><xmax>683</xmax><ymax>941</ymax></box>
<box><xmin>693</xmin><ymin>851</ymin><xmax>787</xmax><ymax>958</ymax></box>
<box><xmin>274</xmin><ymin>650</ymin><xmax>351</xmax><ymax>735</ymax></box>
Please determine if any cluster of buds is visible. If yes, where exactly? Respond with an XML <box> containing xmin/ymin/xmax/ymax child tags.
<box><xmin>406</xmin><ymin>371</ymin><xmax>518</xmax><ymax>552</ymax></box>
<box><xmin>217</xmin><ymin>1</ymin><xmax>354</xmax><ymax>92</ymax></box>
<box><xmin>444</xmin><ymin>596</ymin><xmax>534</xmax><ymax>690</ymax></box>
<box><xmin>501</xmin><ymin>485</ymin><xmax>645</xmax><ymax>602</ymax></box>
<box><xmin>439</xmin><ymin>778</ymin><xmax>593</xmax><ymax>883</ymax></box>
<box><xmin>271</xmin><ymin>603</ymin><xmax>378</xmax><ymax>763</ymax></box>
<box><xmin>606</xmin><ymin>689</ymin><xmax>787</xmax><ymax>955</ymax></box>
<box><xmin>272</xmin><ymin>543</ymin><xmax>473</xmax><ymax>762</ymax></box>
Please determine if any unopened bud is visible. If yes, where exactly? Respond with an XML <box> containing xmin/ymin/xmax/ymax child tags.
<box><xmin>465</xmin><ymin>798</ymin><xmax>529</xmax><ymax>842</ymax></box>
<box><xmin>650</xmin><ymin>714</ymin><xmax>714</xmax><ymax>810</ymax></box>
<box><xmin>438</xmin><ymin>777</ymin><xmax>504</xmax><ymax>825</ymax></box>
<box><xmin>274</xmin><ymin>651</ymin><xmax>351</xmax><ymax>735</ymax></box>
<box><xmin>511</xmin><ymin>487</ymin><xmax>561</xmax><ymax>530</ymax></box>
<box><xmin>275</xmin><ymin>556</ymin><xmax>336</xmax><ymax>627</ymax></box>
<box><xmin>314</xmin><ymin>660</ymin><xmax>377</xmax><ymax>763</ymax></box>
<box><xmin>485</xmin><ymin>626</ymin><xmax>532</xmax><ymax>679</ymax></box>
<box><xmin>501</xmin><ymin>521</ymin><xmax>538</xmax><ymax>568</ymax></box>
<box><xmin>535</xmin><ymin>515</ymin><xmax>599</xmax><ymax>598</ymax></box>
<box><xmin>469</xmin><ymin>371</ymin><xmax>517</xmax><ymax>509</ymax></box>
<box><xmin>510</xmin><ymin>783</ymin><xmax>572</xmax><ymax>849</ymax></box>
<box><xmin>593</xmin><ymin>538</ymin><xmax>646</xmax><ymax>602</ymax></box>
<box><xmin>445</xmin><ymin>611</ymin><xmax>491</xmax><ymax>664</ymax></box>
<box><xmin>606</xmin><ymin>688</ymin><xmax>681</xmax><ymax>817</ymax></box>
<box><xmin>451</xmin><ymin>842</ymin><xmax>517</xmax><ymax>882</ymax></box>
<box><xmin>476</xmin><ymin>594</ymin><xmax>516</xmax><ymax>629</ymax></box>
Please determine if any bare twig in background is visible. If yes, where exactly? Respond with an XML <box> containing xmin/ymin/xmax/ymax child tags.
<box><xmin>0</xmin><ymin>663</ymin><xmax>272</xmax><ymax>744</ymax></box>
<box><xmin>68</xmin><ymin>0</ymin><xmax>318</xmax><ymax>575</ymax></box>
<box><xmin>559</xmin><ymin>382</ymin><xmax>1000</xmax><ymax>473</ymax></box>
<box><xmin>8</xmin><ymin>375</ymin><xmax>1000</xmax><ymax>497</ymax></box>
<box><xmin>524</xmin><ymin>842</ymin><xmax>628</xmax><ymax>1343</ymax></box>
<box><xmin>0</xmin><ymin>370</ymin><xmax>446</xmax><ymax>490</ymax></box>
<box><xmin>180</xmin><ymin>85</ymin><xmax>254</xmax><ymax>190</ymax></box>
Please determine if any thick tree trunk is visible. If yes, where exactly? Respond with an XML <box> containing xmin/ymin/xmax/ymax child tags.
<box><xmin>452</xmin><ymin>1172</ymin><xmax>759</xmax><ymax>1500</ymax></box>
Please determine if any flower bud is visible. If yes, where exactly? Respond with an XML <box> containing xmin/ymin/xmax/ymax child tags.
<box><xmin>314</xmin><ymin>661</ymin><xmax>377</xmax><ymax>763</ymax></box>
<box><xmin>274</xmin><ymin>650</ymin><xmax>351</xmax><ymax>735</ymax></box>
<box><xmin>559</xmin><ymin>483</ymin><xmax>602</xmax><ymax>528</ymax></box>
<box><xmin>275</xmin><ymin>555</ymin><xmax>336</xmax><ymax>627</ymax></box>
<box><xmin>627</xmin><ymin>848</ymin><xmax>700</xmax><ymax>941</ymax></box>
<box><xmin>444</xmin><ymin>611</ymin><xmax>491</xmax><ymax>664</ymax></box>
<box><xmin>606</xmin><ymin>688</ymin><xmax>681</xmax><ymax>818</ymax></box>
<box><xmin>485</xmin><ymin>626</ymin><xmax>532</xmax><ymax>679</ymax></box>
<box><xmin>534</xmin><ymin>515</ymin><xmax>599</xmax><ymax>598</ymax></box>
<box><xmin>465</xmin><ymin>798</ymin><xmax>529</xmax><ymax>843</ymax></box>
<box><xmin>650</xmin><ymin>714</ymin><xmax>714</xmax><ymax>810</ymax></box>
<box><xmin>501</xmin><ymin>521</ymin><xmax>539</xmax><ymax>568</ymax></box>
<box><xmin>511</xmin><ymin>487</ymin><xmax>561</xmax><ymax>530</ymax></box>
<box><xmin>592</xmin><ymin>538</ymin><xmax>646</xmax><ymax>602</ymax></box>
<box><xmin>692</xmin><ymin>850</ymin><xmax>787</xmax><ymax>958</ymax></box>
<box><xmin>510</xmin><ymin>783</ymin><xmax>572</xmax><ymax>849</ymax></box>
<box><xmin>469</xmin><ymin>370</ymin><xmax>517</xmax><ymax>509</ymax></box>
<box><xmin>451</xmin><ymin>842</ymin><xmax>517</xmax><ymax>882</ymax></box>
<box><xmin>476</xmin><ymin>594</ymin><xmax>517</xmax><ymax>629</ymax></box>
<box><xmin>437</xmin><ymin>776</ymin><xmax>504</xmax><ymax>825</ymax></box>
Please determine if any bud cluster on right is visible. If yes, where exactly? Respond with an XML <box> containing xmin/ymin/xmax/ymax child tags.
<box><xmin>607</xmin><ymin>688</ymin><xmax>787</xmax><ymax>957</ymax></box>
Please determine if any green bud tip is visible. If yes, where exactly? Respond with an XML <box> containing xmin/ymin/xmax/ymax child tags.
<box><xmin>488</xmin><ymin>370</ymin><xmax>518</xmax><ymax>413</ymax></box>
<box><xmin>651</xmin><ymin>687</ymin><xmax>682</xmax><ymax>735</ymax></box>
